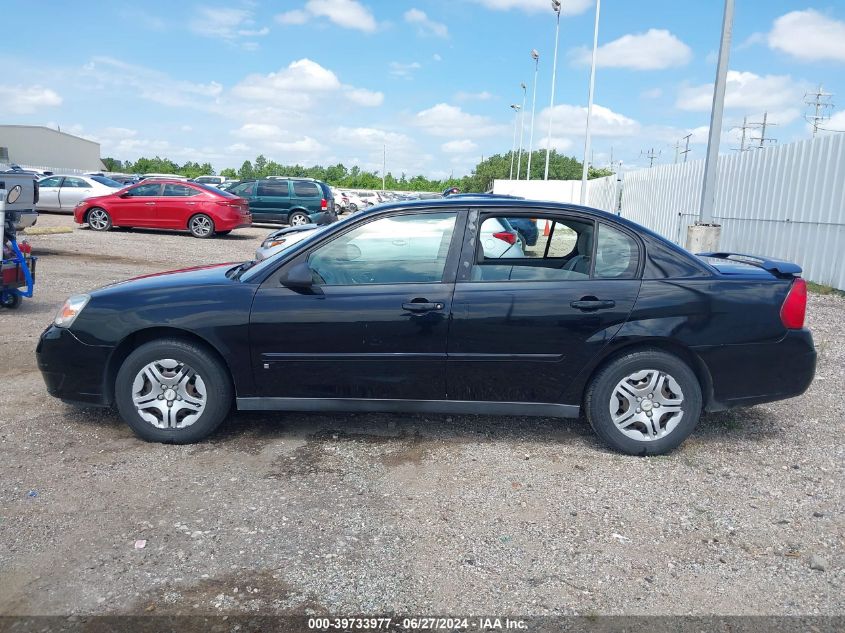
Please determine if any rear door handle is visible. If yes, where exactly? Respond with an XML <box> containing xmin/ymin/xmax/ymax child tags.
<box><xmin>570</xmin><ymin>299</ymin><xmax>616</xmax><ymax>311</ymax></box>
<box><xmin>402</xmin><ymin>301</ymin><xmax>444</xmax><ymax>313</ymax></box>
<box><xmin>145</xmin><ymin>202</ymin><xmax>156</xmax><ymax>205</ymax></box>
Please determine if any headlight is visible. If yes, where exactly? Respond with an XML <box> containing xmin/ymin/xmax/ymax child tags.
<box><xmin>261</xmin><ymin>238</ymin><xmax>286</xmax><ymax>249</ymax></box>
<box><xmin>54</xmin><ymin>294</ymin><xmax>90</xmax><ymax>328</ymax></box>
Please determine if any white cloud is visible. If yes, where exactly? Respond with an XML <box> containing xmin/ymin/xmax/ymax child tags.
<box><xmin>676</xmin><ymin>70</ymin><xmax>807</xmax><ymax>113</ymax></box>
<box><xmin>232</xmin><ymin>59</ymin><xmax>341</xmax><ymax>101</ymax></box>
<box><xmin>640</xmin><ymin>87</ymin><xmax>663</xmax><ymax>99</ymax></box>
<box><xmin>455</xmin><ymin>90</ymin><xmax>494</xmax><ymax>101</ymax></box>
<box><xmin>404</xmin><ymin>8</ymin><xmax>448</xmax><ymax>38</ymax></box>
<box><xmin>230</xmin><ymin>123</ymin><xmax>324</xmax><ymax>155</ymax></box>
<box><xmin>344</xmin><ymin>87</ymin><xmax>384</xmax><ymax>107</ymax></box>
<box><xmin>335</xmin><ymin>127</ymin><xmax>413</xmax><ymax>148</ymax></box>
<box><xmin>413</xmin><ymin>103</ymin><xmax>506</xmax><ymax>138</ymax></box>
<box><xmin>0</xmin><ymin>85</ymin><xmax>62</xmax><ymax>114</ymax></box>
<box><xmin>442</xmin><ymin>140</ymin><xmax>478</xmax><ymax>154</ymax></box>
<box><xmin>537</xmin><ymin>103</ymin><xmax>640</xmax><ymax>138</ymax></box>
<box><xmin>433</xmin><ymin>53</ymin><xmax>442</xmax><ymax>62</ymax></box>
<box><xmin>468</xmin><ymin>0</ymin><xmax>593</xmax><ymax>15</ymax></box>
<box><xmin>768</xmin><ymin>10</ymin><xmax>845</xmax><ymax>63</ymax></box>
<box><xmin>389</xmin><ymin>61</ymin><xmax>422</xmax><ymax>78</ymax></box>
<box><xmin>189</xmin><ymin>7</ymin><xmax>268</xmax><ymax>48</ymax></box>
<box><xmin>275</xmin><ymin>0</ymin><xmax>378</xmax><ymax>33</ymax></box>
<box><xmin>821</xmin><ymin>110</ymin><xmax>845</xmax><ymax>133</ymax></box>
<box><xmin>569</xmin><ymin>29</ymin><xmax>692</xmax><ymax>70</ymax></box>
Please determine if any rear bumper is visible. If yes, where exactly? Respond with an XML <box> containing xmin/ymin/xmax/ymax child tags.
<box><xmin>36</xmin><ymin>325</ymin><xmax>113</xmax><ymax>406</ymax></box>
<box><xmin>694</xmin><ymin>329</ymin><xmax>816</xmax><ymax>411</ymax></box>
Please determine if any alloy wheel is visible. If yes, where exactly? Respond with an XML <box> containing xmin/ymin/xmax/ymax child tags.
<box><xmin>88</xmin><ymin>209</ymin><xmax>110</xmax><ymax>230</ymax></box>
<box><xmin>131</xmin><ymin>359</ymin><xmax>207</xmax><ymax>429</ymax></box>
<box><xmin>289</xmin><ymin>213</ymin><xmax>309</xmax><ymax>226</ymax></box>
<box><xmin>609</xmin><ymin>369</ymin><xmax>685</xmax><ymax>441</ymax></box>
<box><xmin>190</xmin><ymin>215</ymin><xmax>213</xmax><ymax>237</ymax></box>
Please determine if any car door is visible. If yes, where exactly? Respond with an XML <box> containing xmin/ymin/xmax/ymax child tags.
<box><xmin>249</xmin><ymin>208</ymin><xmax>466</xmax><ymax>400</ymax></box>
<box><xmin>256</xmin><ymin>180</ymin><xmax>291</xmax><ymax>222</ymax></box>
<box><xmin>447</xmin><ymin>209</ymin><xmax>643</xmax><ymax>403</ymax></box>
<box><xmin>111</xmin><ymin>182</ymin><xmax>163</xmax><ymax>227</ymax></box>
<box><xmin>159</xmin><ymin>183</ymin><xmax>203</xmax><ymax>228</ymax></box>
<box><xmin>58</xmin><ymin>176</ymin><xmax>95</xmax><ymax>211</ymax></box>
<box><xmin>290</xmin><ymin>180</ymin><xmax>320</xmax><ymax>216</ymax></box>
<box><xmin>37</xmin><ymin>176</ymin><xmax>63</xmax><ymax>211</ymax></box>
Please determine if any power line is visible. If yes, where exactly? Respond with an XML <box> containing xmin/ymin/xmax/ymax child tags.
<box><xmin>804</xmin><ymin>84</ymin><xmax>834</xmax><ymax>137</ymax></box>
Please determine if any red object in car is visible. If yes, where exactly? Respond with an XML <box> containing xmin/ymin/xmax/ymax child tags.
<box><xmin>72</xmin><ymin>179</ymin><xmax>252</xmax><ymax>237</ymax></box>
<box><xmin>492</xmin><ymin>231</ymin><xmax>517</xmax><ymax>245</ymax></box>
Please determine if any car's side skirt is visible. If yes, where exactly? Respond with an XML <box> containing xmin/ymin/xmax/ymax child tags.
<box><xmin>236</xmin><ymin>397</ymin><xmax>580</xmax><ymax>418</ymax></box>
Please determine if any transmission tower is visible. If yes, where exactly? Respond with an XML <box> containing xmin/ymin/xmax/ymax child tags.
<box><xmin>732</xmin><ymin>116</ymin><xmax>752</xmax><ymax>152</ymax></box>
<box><xmin>680</xmin><ymin>134</ymin><xmax>692</xmax><ymax>162</ymax></box>
<box><xmin>748</xmin><ymin>111</ymin><xmax>777</xmax><ymax>149</ymax></box>
<box><xmin>804</xmin><ymin>85</ymin><xmax>834</xmax><ymax>137</ymax></box>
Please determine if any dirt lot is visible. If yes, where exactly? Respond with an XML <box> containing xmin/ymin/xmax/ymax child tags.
<box><xmin>0</xmin><ymin>213</ymin><xmax>842</xmax><ymax>617</ymax></box>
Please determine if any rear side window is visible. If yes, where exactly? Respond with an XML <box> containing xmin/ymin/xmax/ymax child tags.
<box><xmin>231</xmin><ymin>182</ymin><xmax>255</xmax><ymax>197</ymax></box>
<box><xmin>163</xmin><ymin>184</ymin><xmax>200</xmax><ymax>197</ymax></box>
<box><xmin>472</xmin><ymin>214</ymin><xmax>594</xmax><ymax>282</ymax></box>
<box><xmin>594</xmin><ymin>223</ymin><xmax>640</xmax><ymax>278</ymax></box>
<box><xmin>258</xmin><ymin>181</ymin><xmax>290</xmax><ymax>197</ymax></box>
<box><xmin>63</xmin><ymin>177</ymin><xmax>89</xmax><ymax>188</ymax></box>
<box><xmin>292</xmin><ymin>181</ymin><xmax>320</xmax><ymax>197</ymax></box>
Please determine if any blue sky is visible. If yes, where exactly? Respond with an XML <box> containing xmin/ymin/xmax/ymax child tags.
<box><xmin>2</xmin><ymin>1</ymin><xmax>844</xmax><ymax>177</ymax></box>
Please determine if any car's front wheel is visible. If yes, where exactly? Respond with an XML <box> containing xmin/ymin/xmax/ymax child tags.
<box><xmin>86</xmin><ymin>207</ymin><xmax>112</xmax><ymax>231</ymax></box>
<box><xmin>115</xmin><ymin>339</ymin><xmax>233</xmax><ymax>444</ymax></box>
<box><xmin>584</xmin><ymin>349</ymin><xmax>702</xmax><ymax>456</ymax></box>
<box><xmin>188</xmin><ymin>214</ymin><xmax>215</xmax><ymax>238</ymax></box>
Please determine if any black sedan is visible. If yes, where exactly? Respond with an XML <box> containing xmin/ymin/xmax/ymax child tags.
<box><xmin>36</xmin><ymin>197</ymin><xmax>816</xmax><ymax>455</ymax></box>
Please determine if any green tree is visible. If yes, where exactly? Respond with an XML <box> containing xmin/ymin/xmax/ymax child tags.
<box><xmin>102</xmin><ymin>157</ymin><xmax>123</xmax><ymax>172</ymax></box>
<box><xmin>238</xmin><ymin>160</ymin><xmax>254</xmax><ymax>180</ymax></box>
<box><xmin>220</xmin><ymin>168</ymin><xmax>238</xmax><ymax>178</ymax></box>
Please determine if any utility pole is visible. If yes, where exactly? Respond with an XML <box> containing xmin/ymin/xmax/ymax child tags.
<box><xmin>526</xmin><ymin>49</ymin><xmax>540</xmax><ymax>180</ymax></box>
<box><xmin>691</xmin><ymin>0</ymin><xmax>734</xmax><ymax>253</ymax></box>
<box><xmin>749</xmin><ymin>111</ymin><xmax>777</xmax><ymax>149</ymax></box>
<box><xmin>544</xmin><ymin>0</ymin><xmax>563</xmax><ymax>180</ymax></box>
<box><xmin>580</xmin><ymin>0</ymin><xmax>601</xmax><ymax>204</ymax></box>
<box><xmin>509</xmin><ymin>104</ymin><xmax>521</xmax><ymax>179</ymax></box>
<box><xmin>804</xmin><ymin>85</ymin><xmax>834</xmax><ymax>137</ymax></box>
<box><xmin>517</xmin><ymin>83</ymin><xmax>527</xmax><ymax>179</ymax></box>
<box><xmin>681</xmin><ymin>133</ymin><xmax>692</xmax><ymax>162</ymax></box>
<box><xmin>640</xmin><ymin>148</ymin><xmax>660</xmax><ymax>168</ymax></box>
<box><xmin>733</xmin><ymin>116</ymin><xmax>750</xmax><ymax>152</ymax></box>
<box><xmin>382</xmin><ymin>144</ymin><xmax>386</xmax><ymax>191</ymax></box>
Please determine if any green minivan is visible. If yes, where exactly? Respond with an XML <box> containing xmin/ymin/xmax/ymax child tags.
<box><xmin>228</xmin><ymin>178</ymin><xmax>336</xmax><ymax>225</ymax></box>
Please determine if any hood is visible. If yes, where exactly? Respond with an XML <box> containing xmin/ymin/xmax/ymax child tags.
<box><xmin>92</xmin><ymin>262</ymin><xmax>241</xmax><ymax>296</ymax></box>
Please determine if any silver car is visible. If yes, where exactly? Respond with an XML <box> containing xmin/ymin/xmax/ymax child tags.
<box><xmin>37</xmin><ymin>175</ymin><xmax>123</xmax><ymax>214</ymax></box>
<box><xmin>254</xmin><ymin>224</ymin><xmax>327</xmax><ymax>261</ymax></box>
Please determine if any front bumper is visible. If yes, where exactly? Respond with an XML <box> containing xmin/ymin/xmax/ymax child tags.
<box><xmin>36</xmin><ymin>325</ymin><xmax>114</xmax><ymax>406</ymax></box>
<box><xmin>694</xmin><ymin>329</ymin><xmax>817</xmax><ymax>411</ymax></box>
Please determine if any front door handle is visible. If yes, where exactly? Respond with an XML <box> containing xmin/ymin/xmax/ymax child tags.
<box><xmin>571</xmin><ymin>298</ymin><xmax>616</xmax><ymax>311</ymax></box>
<box><xmin>145</xmin><ymin>202</ymin><xmax>156</xmax><ymax>205</ymax></box>
<box><xmin>402</xmin><ymin>300</ymin><xmax>444</xmax><ymax>313</ymax></box>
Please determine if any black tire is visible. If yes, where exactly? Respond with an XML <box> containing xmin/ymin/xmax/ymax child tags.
<box><xmin>114</xmin><ymin>338</ymin><xmax>233</xmax><ymax>444</ymax></box>
<box><xmin>86</xmin><ymin>207</ymin><xmax>112</xmax><ymax>232</ymax></box>
<box><xmin>188</xmin><ymin>214</ymin><xmax>215</xmax><ymax>238</ymax></box>
<box><xmin>287</xmin><ymin>211</ymin><xmax>309</xmax><ymax>226</ymax></box>
<box><xmin>349</xmin><ymin>203</ymin><xmax>358</xmax><ymax>212</ymax></box>
<box><xmin>1</xmin><ymin>292</ymin><xmax>22</xmax><ymax>309</ymax></box>
<box><xmin>584</xmin><ymin>349</ymin><xmax>702</xmax><ymax>456</ymax></box>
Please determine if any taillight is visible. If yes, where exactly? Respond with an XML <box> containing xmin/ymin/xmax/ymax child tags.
<box><xmin>493</xmin><ymin>231</ymin><xmax>517</xmax><ymax>245</ymax></box>
<box><xmin>321</xmin><ymin>198</ymin><xmax>328</xmax><ymax>210</ymax></box>
<box><xmin>780</xmin><ymin>278</ymin><xmax>807</xmax><ymax>329</ymax></box>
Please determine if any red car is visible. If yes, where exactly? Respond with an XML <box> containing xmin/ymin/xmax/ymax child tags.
<box><xmin>73</xmin><ymin>179</ymin><xmax>252</xmax><ymax>238</ymax></box>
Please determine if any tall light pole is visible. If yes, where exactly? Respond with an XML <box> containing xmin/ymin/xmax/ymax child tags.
<box><xmin>526</xmin><ymin>49</ymin><xmax>540</xmax><ymax>180</ymax></box>
<box><xmin>579</xmin><ymin>0</ymin><xmax>601</xmax><ymax>204</ymax></box>
<box><xmin>544</xmin><ymin>0</ymin><xmax>562</xmax><ymax>181</ymax></box>
<box><xmin>509</xmin><ymin>104</ymin><xmax>521</xmax><ymax>179</ymax></box>
<box><xmin>382</xmin><ymin>144</ymin><xmax>386</xmax><ymax>191</ymax></box>
<box><xmin>516</xmin><ymin>82</ymin><xmax>527</xmax><ymax>180</ymax></box>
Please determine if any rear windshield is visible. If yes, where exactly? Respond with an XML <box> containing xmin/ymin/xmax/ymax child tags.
<box><xmin>193</xmin><ymin>182</ymin><xmax>238</xmax><ymax>198</ymax></box>
<box><xmin>91</xmin><ymin>176</ymin><xmax>123</xmax><ymax>187</ymax></box>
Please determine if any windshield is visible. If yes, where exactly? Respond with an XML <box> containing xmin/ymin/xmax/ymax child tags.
<box><xmin>238</xmin><ymin>223</ymin><xmax>334</xmax><ymax>282</ymax></box>
<box><xmin>91</xmin><ymin>175</ymin><xmax>124</xmax><ymax>188</ymax></box>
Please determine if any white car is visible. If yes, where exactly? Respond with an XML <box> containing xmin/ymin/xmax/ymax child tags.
<box><xmin>192</xmin><ymin>175</ymin><xmax>229</xmax><ymax>187</ymax></box>
<box><xmin>254</xmin><ymin>224</ymin><xmax>327</xmax><ymax>261</ymax></box>
<box><xmin>37</xmin><ymin>174</ymin><xmax>124</xmax><ymax>214</ymax></box>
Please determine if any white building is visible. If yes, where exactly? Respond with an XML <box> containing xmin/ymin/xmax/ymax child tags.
<box><xmin>0</xmin><ymin>125</ymin><xmax>105</xmax><ymax>172</ymax></box>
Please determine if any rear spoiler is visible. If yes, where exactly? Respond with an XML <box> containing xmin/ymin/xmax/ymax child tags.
<box><xmin>698</xmin><ymin>252</ymin><xmax>803</xmax><ymax>278</ymax></box>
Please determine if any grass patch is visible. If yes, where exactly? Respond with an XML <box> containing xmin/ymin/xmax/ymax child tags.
<box><xmin>22</xmin><ymin>226</ymin><xmax>73</xmax><ymax>236</ymax></box>
<box><xmin>806</xmin><ymin>281</ymin><xmax>845</xmax><ymax>298</ymax></box>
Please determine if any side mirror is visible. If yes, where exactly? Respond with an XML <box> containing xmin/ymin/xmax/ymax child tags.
<box><xmin>280</xmin><ymin>261</ymin><xmax>315</xmax><ymax>289</ymax></box>
<box><xmin>119</xmin><ymin>192</ymin><xmax>131</xmax><ymax>198</ymax></box>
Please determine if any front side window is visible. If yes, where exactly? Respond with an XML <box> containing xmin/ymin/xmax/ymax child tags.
<box><xmin>472</xmin><ymin>215</ymin><xmax>595</xmax><ymax>281</ymax></box>
<box><xmin>125</xmin><ymin>183</ymin><xmax>162</xmax><ymax>197</ymax></box>
<box><xmin>163</xmin><ymin>184</ymin><xmax>200</xmax><ymax>197</ymax></box>
<box><xmin>63</xmin><ymin>177</ymin><xmax>89</xmax><ymax>188</ymax></box>
<box><xmin>594</xmin><ymin>223</ymin><xmax>640</xmax><ymax>278</ymax></box>
<box><xmin>308</xmin><ymin>212</ymin><xmax>457</xmax><ymax>286</ymax></box>
<box><xmin>39</xmin><ymin>176</ymin><xmax>62</xmax><ymax>188</ymax></box>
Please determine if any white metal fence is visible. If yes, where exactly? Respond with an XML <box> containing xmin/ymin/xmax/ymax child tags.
<box><xmin>619</xmin><ymin>133</ymin><xmax>845</xmax><ymax>290</ymax></box>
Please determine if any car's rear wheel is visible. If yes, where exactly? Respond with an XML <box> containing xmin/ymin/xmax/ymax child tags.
<box><xmin>87</xmin><ymin>207</ymin><xmax>112</xmax><ymax>231</ymax></box>
<box><xmin>188</xmin><ymin>214</ymin><xmax>215</xmax><ymax>238</ymax></box>
<box><xmin>1</xmin><ymin>292</ymin><xmax>21</xmax><ymax>309</ymax></box>
<box><xmin>584</xmin><ymin>349</ymin><xmax>702</xmax><ymax>456</ymax></box>
<box><xmin>115</xmin><ymin>339</ymin><xmax>232</xmax><ymax>444</ymax></box>
<box><xmin>288</xmin><ymin>211</ymin><xmax>309</xmax><ymax>226</ymax></box>
<box><xmin>349</xmin><ymin>203</ymin><xmax>358</xmax><ymax>212</ymax></box>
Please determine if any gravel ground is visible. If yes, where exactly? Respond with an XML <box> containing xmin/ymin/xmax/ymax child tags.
<box><xmin>0</xmin><ymin>213</ymin><xmax>842</xmax><ymax>617</ymax></box>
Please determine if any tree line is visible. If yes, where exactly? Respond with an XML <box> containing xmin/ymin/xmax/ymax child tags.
<box><xmin>102</xmin><ymin>151</ymin><xmax>612</xmax><ymax>193</ymax></box>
